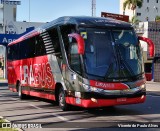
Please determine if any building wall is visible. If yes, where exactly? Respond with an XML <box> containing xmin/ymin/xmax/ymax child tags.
<box><xmin>154</xmin><ymin>58</ymin><xmax>160</xmax><ymax>82</ymax></box>
<box><xmin>0</xmin><ymin>4</ymin><xmax>3</xmax><ymax>25</ymax></box>
<box><xmin>120</xmin><ymin>0</ymin><xmax>160</xmax><ymax>22</ymax></box>
<box><xmin>6</xmin><ymin>21</ymin><xmax>44</xmax><ymax>34</ymax></box>
<box><xmin>3</xmin><ymin>4</ymin><xmax>17</xmax><ymax>22</ymax></box>
<box><xmin>120</xmin><ymin>0</ymin><xmax>134</xmax><ymax>21</ymax></box>
<box><xmin>0</xmin><ymin>45</ymin><xmax>6</xmax><ymax>78</ymax></box>
<box><xmin>136</xmin><ymin>21</ymin><xmax>160</xmax><ymax>82</ymax></box>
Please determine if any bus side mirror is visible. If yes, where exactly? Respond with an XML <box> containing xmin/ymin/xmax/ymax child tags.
<box><xmin>68</xmin><ymin>33</ymin><xmax>85</xmax><ymax>55</ymax></box>
<box><xmin>138</xmin><ymin>36</ymin><xmax>155</xmax><ymax>57</ymax></box>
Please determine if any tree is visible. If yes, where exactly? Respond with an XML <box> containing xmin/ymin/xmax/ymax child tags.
<box><xmin>155</xmin><ymin>16</ymin><xmax>160</xmax><ymax>21</ymax></box>
<box><xmin>123</xmin><ymin>0</ymin><xmax>143</xmax><ymax>16</ymax></box>
<box><xmin>130</xmin><ymin>16</ymin><xmax>140</xmax><ymax>25</ymax></box>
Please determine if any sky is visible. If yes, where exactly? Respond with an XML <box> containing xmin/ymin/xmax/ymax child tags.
<box><xmin>17</xmin><ymin>0</ymin><xmax>120</xmax><ymax>23</ymax></box>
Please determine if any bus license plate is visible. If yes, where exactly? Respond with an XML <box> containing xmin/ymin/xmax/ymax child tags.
<box><xmin>117</xmin><ymin>98</ymin><xmax>127</xmax><ymax>102</ymax></box>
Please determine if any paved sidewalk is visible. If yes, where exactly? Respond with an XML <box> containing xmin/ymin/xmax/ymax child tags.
<box><xmin>146</xmin><ymin>81</ymin><xmax>160</xmax><ymax>92</ymax></box>
<box><xmin>0</xmin><ymin>79</ymin><xmax>8</xmax><ymax>83</ymax></box>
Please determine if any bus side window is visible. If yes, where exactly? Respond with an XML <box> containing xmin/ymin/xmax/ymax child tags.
<box><xmin>7</xmin><ymin>47</ymin><xmax>12</xmax><ymax>61</ymax></box>
<box><xmin>35</xmin><ymin>35</ymin><xmax>46</xmax><ymax>57</ymax></box>
<box><xmin>8</xmin><ymin>44</ymin><xmax>19</xmax><ymax>61</ymax></box>
<box><xmin>28</xmin><ymin>37</ymin><xmax>36</xmax><ymax>58</ymax></box>
<box><xmin>48</xmin><ymin>28</ymin><xmax>62</xmax><ymax>57</ymax></box>
<box><xmin>19</xmin><ymin>40</ymin><xmax>28</xmax><ymax>59</ymax></box>
<box><xmin>69</xmin><ymin>38</ymin><xmax>82</xmax><ymax>74</ymax></box>
<box><xmin>60</xmin><ymin>24</ymin><xmax>76</xmax><ymax>55</ymax></box>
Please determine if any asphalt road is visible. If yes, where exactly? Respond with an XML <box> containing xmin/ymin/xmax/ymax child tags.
<box><xmin>0</xmin><ymin>83</ymin><xmax>160</xmax><ymax>131</ymax></box>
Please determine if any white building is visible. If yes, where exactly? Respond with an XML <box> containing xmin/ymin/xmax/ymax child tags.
<box><xmin>120</xmin><ymin>0</ymin><xmax>160</xmax><ymax>22</ymax></box>
<box><xmin>0</xmin><ymin>0</ymin><xmax>44</xmax><ymax>79</ymax></box>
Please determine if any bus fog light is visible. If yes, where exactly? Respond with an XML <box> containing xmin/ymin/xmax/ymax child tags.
<box><xmin>91</xmin><ymin>98</ymin><xmax>97</xmax><ymax>103</ymax></box>
<box><xmin>141</xmin><ymin>95</ymin><xmax>145</xmax><ymax>99</ymax></box>
<box><xmin>75</xmin><ymin>92</ymin><xmax>81</xmax><ymax>98</ymax></box>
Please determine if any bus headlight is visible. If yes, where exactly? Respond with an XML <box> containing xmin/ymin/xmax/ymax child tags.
<box><xmin>82</xmin><ymin>83</ymin><xmax>103</xmax><ymax>93</ymax></box>
<box><xmin>140</xmin><ymin>84</ymin><xmax>146</xmax><ymax>89</ymax></box>
<box><xmin>90</xmin><ymin>87</ymin><xmax>103</xmax><ymax>93</ymax></box>
<box><xmin>82</xmin><ymin>83</ymin><xmax>91</xmax><ymax>91</ymax></box>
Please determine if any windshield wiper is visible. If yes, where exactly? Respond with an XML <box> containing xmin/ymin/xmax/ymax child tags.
<box><xmin>105</xmin><ymin>42</ymin><xmax>119</xmax><ymax>79</ymax></box>
<box><xmin>105</xmin><ymin>42</ymin><xmax>135</xmax><ymax>79</ymax></box>
<box><xmin>116</xmin><ymin>43</ymin><xmax>135</xmax><ymax>77</ymax></box>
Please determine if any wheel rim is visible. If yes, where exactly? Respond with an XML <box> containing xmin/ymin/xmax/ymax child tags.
<box><xmin>18</xmin><ymin>84</ymin><xmax>21</xmax><ymax>97</ymax></box>
<box><xmin>59</xmin><ymin>90</ymin><xmax>65</xmax><ymax>107</ymax></box>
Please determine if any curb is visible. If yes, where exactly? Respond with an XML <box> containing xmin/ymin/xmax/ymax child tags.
<box><xmin>0</xmin><ymin>116</ymin><xmax>23</xmax><ymax>131</ymax></box>
<box><xmin>0</xmin><ymin>79</ymin><xmax>8</xmax><ymax>82</ymax></box>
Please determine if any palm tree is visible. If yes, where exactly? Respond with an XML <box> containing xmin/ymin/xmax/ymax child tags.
<box><xmin>123</xmin><ymin>0</ymin><xmax>143</xmax><ymax>16</ymax></box>
<box><xmin>130</xmin><ymin>16</ymin><xmax>140</xmax><ymax>25</ymax></box>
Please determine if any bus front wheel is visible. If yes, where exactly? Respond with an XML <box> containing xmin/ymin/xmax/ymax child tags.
<box><xmin>58</xmin><ymin>88</ymin><xmax>69</xmax><ymax>111</ymax></box>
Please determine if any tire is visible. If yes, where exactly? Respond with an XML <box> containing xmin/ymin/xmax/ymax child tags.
<box><xmin>58</xmin><ymin>88</ymin><xmax>69</xmax><ymax>111</ymax></box>
<box><xmin>17</xmin><ymin>83</ymin><xmax>26</xmax><ymax>99</ymax></box>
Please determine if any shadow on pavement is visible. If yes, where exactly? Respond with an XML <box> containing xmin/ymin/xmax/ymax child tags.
<box><xmin>0</xmin><ymin>82</ymin><xmax>8</xmax><ymax>87</ymax></box>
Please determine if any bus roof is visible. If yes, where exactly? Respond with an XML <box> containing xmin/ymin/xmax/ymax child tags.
<box><xmin>8</xmin><ymin>16</ymin><xmax>132</xmax><ymax>46</ymax></box>
<box><xmin>41</xmin><ymin>16</ymin><xmax>132</xmax><ymax>29</ymax></box>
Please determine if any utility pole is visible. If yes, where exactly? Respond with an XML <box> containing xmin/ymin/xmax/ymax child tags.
<box><xmin>92</xmin><ymin>0</ymin><xmax>96</xmax><ymax>17</ymax></box>
<box><xmin>29</xmin><ymin>0</ymin><xmax>30</xmax><ymax>22</ymax></box>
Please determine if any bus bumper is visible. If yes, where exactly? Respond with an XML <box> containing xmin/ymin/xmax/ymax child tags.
<box><xmin>66</xmin><ymin>95</ymin><xmax>146</xmax><ymax>108</ymax></box>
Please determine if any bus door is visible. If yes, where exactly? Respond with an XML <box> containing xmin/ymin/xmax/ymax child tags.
<box><xmin>58</xmin><ymin>25</ymin><xmax>82</xmax><ymax>90</ymax></box>
<box><xmin>64</xmin><ymin>33</ymin><xmax>85</xmax><ymax>104</ymax></box>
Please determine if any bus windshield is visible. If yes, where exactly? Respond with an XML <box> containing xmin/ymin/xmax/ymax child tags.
<box><xmin>81</xmin><ymin>28</ymin><xmax>143</xmax><ymax>81</ymax></box>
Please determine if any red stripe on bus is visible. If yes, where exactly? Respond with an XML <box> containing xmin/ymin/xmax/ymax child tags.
<box><xmin>8</xmin><ymin>31</ymin><xmax>40</xmax><ymax>46</ymax></box>
<box><xmin>90</xmin><ymin>80</ymin><xmax>129</xmax><ymax>90</ymax></box>
<box><xmin>29</xmin><ymin>91</ymin><xmax>55</xmax><ymax>101</ymax></box>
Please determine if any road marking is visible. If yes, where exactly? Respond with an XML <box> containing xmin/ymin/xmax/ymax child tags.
<box><xmin>29</xmin><ymin>104</ymin><xmax>42</xmax><ymax>110</ymax></box>
<box><xmin>52</xmin><ymin>113</ymin><xmax>69</xmax><ymax>121</ymax></box>
<box><xmin>10</xmin><ymin>98</ymin><xmax>19</xmax><ymax>101</ymax></box>
<box><xmin>29</xmin><ymin>104</ymin><xmax>69</xmax><ymax>121</ymax></box>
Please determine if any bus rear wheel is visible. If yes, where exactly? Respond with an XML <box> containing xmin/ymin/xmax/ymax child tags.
<box><xmin>17</xmin><ymin>83</ymin><xmax>26</xmax><ymax>99</ymax></box>
<box><xmin>58</xmin><ymin>88</ymin><xmax>69</xmax><ymax>111</ymax></box>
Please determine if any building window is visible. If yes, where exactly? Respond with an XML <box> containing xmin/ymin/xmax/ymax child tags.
<box><xmin>146</xmin><ymin>17</ymin><xmax>149</xmax><ymax>21</ymax></box>
<box><xmin>147</xmin><ymin>0</ymin><xmax>149</xmax><ymax>3</ymax></box>
<box><xmin>137</xmin><ymin>13</ymin><xmax>141</xmax><ymax>16</ymax></box>
<box><xmin>156</xmin><ymin>0</ymin><xmax>159</xmax><ymax>3</ymax></box>
<box><xmin>146</xmin><ymin>7</ymin><xmax>149</xmax><ymax>12</ymax></box>
<box><xmin>154</xmin><ymin>6</ymin><xmax>158</xmax><ymax>12</ymax></box>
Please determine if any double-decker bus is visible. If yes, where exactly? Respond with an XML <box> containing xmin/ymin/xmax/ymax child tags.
<box><xmin>7</xmin><ymin>16</ymin><xmax>154</xmax><ymax>111</ymax></box>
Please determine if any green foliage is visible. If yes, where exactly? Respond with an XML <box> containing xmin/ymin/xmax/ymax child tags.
<box><xmin>130</xmin><ymin>16</ymin><xmax>140</xmax><ymax>25</ymax></box>
<box><xmin>123</xmin><ymin>0</ymin><xmax>143</xmax><ymax>15</ymax></box>
<box><xmin>156</xmin><ymin>16</ymin><xmax>160</xmax><ymax>21</ymax></box>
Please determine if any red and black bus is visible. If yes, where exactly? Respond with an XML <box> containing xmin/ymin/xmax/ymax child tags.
<box><xmin>7</xmin><ymin>16</ymin><xmax>154</xmax><ymax>111</ymax></box>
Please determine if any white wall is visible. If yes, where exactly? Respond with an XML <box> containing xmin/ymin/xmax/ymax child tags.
<box><xmin>3</xmin><ymin>4</ymin><xmax>17</xmax><ymax>23</ymax></box>
<box><xmin>120</xmin><ymin>0</ymin><xmax>134</xmax><ymax>21</ymax></box>
<box><xmin>0</xmin><ymin>4</ymin><xmax>3</xmax><ymax>25</ymax></box>
<box><xmin>11</xmin><ymin>21</ymin><xmax>44</xmax><ymax>34</ymax></box>
<box><xmin>136</xmin><ymin>0</ymin><xmax>159</xmax><ymax>22</ymax></box>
